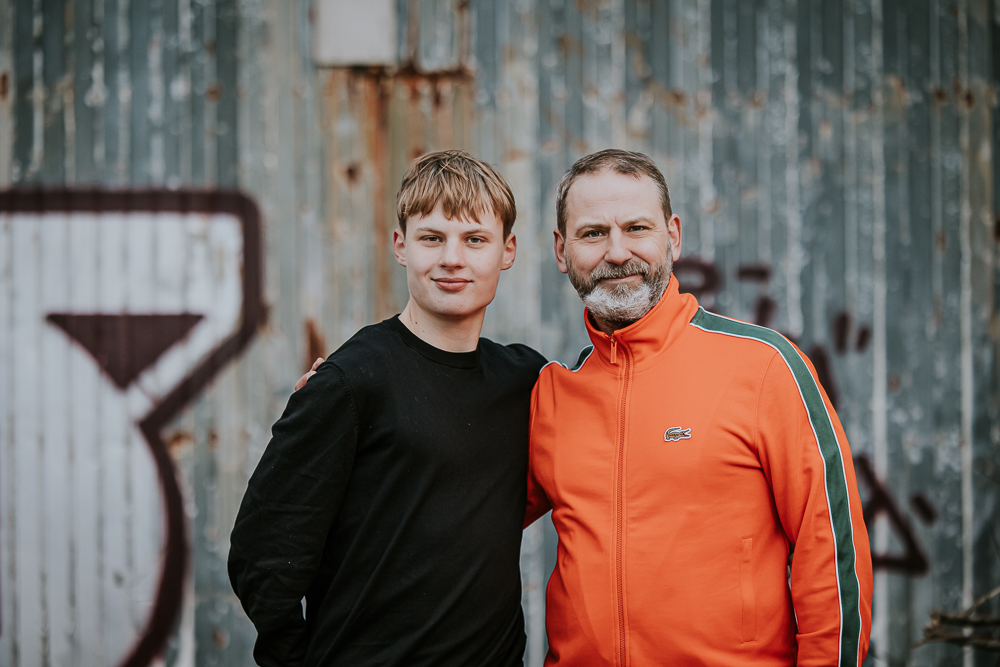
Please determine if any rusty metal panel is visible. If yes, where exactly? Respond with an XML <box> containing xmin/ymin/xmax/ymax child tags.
<box><xmin>0</xmin><ymin>191</ymin><xmax>263</xmax><ymax>667</ymax></box>
<box><xmin>1</xmin><ymin>0</ymin><xmax>999</xmax><ymax>665</ymax></box>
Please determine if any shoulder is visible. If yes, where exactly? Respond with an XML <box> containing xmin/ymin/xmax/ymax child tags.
<box><xmin>688</xmin><ymin>308</ymin><xmax>823</xmax><ymax>391</ymax></box>
<box><xmin>687</xmin><ymin>309</ymin><xmax>794</xmax><ymax>364</ymax></box>
<box><xmin>324</xmin><ymin>321</ymin><xmax>398</xmax><ymax>375</ymax></box>
<box><xmin>300</xmin><ymin>321</ymin><xmax>405</xmax><ymax>405</ymax></box>
<box><xmin>479</xmin><ymin>339</ymin><xmax>548</xmax><ymax>377</ymax></box>
<box><xmin>535</xmin><ymin>345</ymin><xmax>596</xmax><ymax>389</ymax></box>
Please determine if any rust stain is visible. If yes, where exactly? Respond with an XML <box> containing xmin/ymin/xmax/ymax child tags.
<box><xmin>165</xmin><ymin>430</ymin><xmax>195</xmax><ymax>453</ymax></box>
<box><xmin>304</xmin><ymin>318</ymin><xmax>327</xmax><ymax>371</ymax></box>
<box><xmin>960</xmin><ymin>88</ymin><xmax>975</xmax><ymax>111</ymax></box>
<box><xmin>664</xmin><ymin>89</ymin><xmax>688</xmax><ymax>107</ymax></box>
<box><xmin>936</xmin><ymin>231</ymin><xmax>946</xmax><ymax>253</ymax></box>
<box><xmin>930</xmin><ymin>86</ymin><xmax>949</xmax><ymax>105</ymax></box>
<box><xmin>887</xmin><ymin>75</ymin><xmax>907</xmax><ymax>107</ymax></box>
<box><xmin>819</xmin><ymin>119</ymin><xmax>834</xmax><ymax>144</ymax></box>
<box><xmin>206</xmin><ymin>83</ymin><xmax>223</xmax><ymax>103</ymax></box>
<box><xmin>344</xmin><ymin>162</ymin><xmax>360</xmax><ymax>184</ymax></box>
<box><xmin>557</xmin><ymin>33</ymin><xmax>583</xmax><ymax>58</ymax></box>
<box><xmin>505</xmin><ymin>148</ymin><xmax>529</xmax><ymax>162</ymax></box>
<box><xmin>994</xmin><ymin>216</ymin><xmax>1000</xmax><ymax>243</ymax></box>
<box><xmin>368</xmin><ymin>75</ymin><xmax>394</xmax><ymax>320</ymax></box>
<box><xmin>0</xmin><ymin>71</ymin><xmax>8</xmax><ymax>102</ymax></box>
<box><xmin>391</xmin><ymin>62</ymin><xmax>473</xmax><ymax>85</ymax></box>
<box><xmin>212</xmin><ymin>628</ymin><xmax>230</xmax><ymax>649</ymax></box>
<box><xmin>888</xmin><ymin>375</ymin><xmax>901</xmax><ymax>392</ymax></box>
<box><xmin>748</xmin><ymin>91</ymin><xmax>765</xmax><ymax>109</ymax></box>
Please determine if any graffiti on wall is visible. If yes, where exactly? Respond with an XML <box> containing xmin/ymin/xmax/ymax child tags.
<box><xmin>674</xmin><ymin>257</ymin><xmax>934</xmax><ymax>577</ymax></box>
<box><xmin>0</xmin><ymin>190</ymin><xmax>264</xmax><ymax>666</ymax></box>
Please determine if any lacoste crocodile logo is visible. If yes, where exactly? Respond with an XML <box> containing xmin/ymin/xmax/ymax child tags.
<box><xmin>664</xmin><ymin>427</ymin><xmax>692</xmax><ymax>442</ymax></box>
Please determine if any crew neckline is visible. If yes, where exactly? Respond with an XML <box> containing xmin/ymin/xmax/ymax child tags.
<box><xmin>385</xmin><ymin>315</ymin><xmax>481</xmax><ymax>370</ymax></box>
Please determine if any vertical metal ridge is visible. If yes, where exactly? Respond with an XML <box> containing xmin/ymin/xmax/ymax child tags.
<box><xmin>956</xmin><ymin>2</ymin><xmax>974</xmax><ymax>667</ymax></box>
<box><xmin>783</xmin><ymin>0</ymin><xmax>803</xmax><ymax>338</ymax></box>
<box><xmin>869</xmin><ymin>0</ymin><xmax>889</xmax><ymax>662</ymax></box>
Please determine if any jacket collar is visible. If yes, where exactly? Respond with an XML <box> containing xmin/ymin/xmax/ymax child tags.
<box><xmin>584</xmin><ymin>275</ymin><xmax>701</xmax><ymax>371</ymax></box>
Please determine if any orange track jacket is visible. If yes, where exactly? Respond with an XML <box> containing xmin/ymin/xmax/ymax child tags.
<box><xmin>525</xmin><ymin>277</ymin><xmax>872</xmax><ymax>667</ymax></box>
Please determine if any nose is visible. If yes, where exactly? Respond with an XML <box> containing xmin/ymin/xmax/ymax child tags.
<box><xmin>440</xmin><ymin>237</ymin><xmax>466</xmax><ymax>268</ymax></box>
<box><xmin>604</xmin><ymin>227</ymin><xmax>633</xmax><ymax>265</ymax></box>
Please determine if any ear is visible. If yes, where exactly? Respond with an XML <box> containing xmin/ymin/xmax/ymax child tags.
<box><xmin>501</xmin><ymin>233</ymin><xmax>517</xmax><ymax>271</ymax></box>
<box><xmin>393</xmin><ymin>227</ymin><xmax>407</xmax><ymax>267</ymax></box>
<box><xmin>667</xmin><ymin>214</ymin><xmax>682</xmax><ymax>261</ymax></box>
<box><xmin>553</xmin><ymin>229</ymin><xmax>569</xmax><ymax>274</ymax></box>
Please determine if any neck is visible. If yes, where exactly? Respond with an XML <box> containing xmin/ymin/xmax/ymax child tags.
<box><xmin>589</xmin><ymin>313</ymin><xmax>629</xmax><ymax>337</ymax></box>
<box><xmin>399</xmin><ymin>299</ymin><xmax>485</xmax><ymax>353</ymax></box>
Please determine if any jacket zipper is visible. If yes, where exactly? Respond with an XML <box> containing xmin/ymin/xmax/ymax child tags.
<box><xmin>613</xmin><ymin>334</ymin><xmax>629</xmax><ymax>667</ymax></box>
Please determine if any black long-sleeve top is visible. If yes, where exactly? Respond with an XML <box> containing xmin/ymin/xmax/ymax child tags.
<box><xmin>228</xmin><ymin>316</ymin><xmax>547</xmax><ymax>667</ymax></box>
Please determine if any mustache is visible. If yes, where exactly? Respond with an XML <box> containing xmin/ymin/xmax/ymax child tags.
<box><xmin>587</xmin><ymin>259</ymin><xmax>651</xmax><ymax>283</ymax></box>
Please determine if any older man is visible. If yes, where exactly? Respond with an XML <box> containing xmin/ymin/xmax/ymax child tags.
<box><xmin>525</xmin><ymin>149</ymin><xmax>872</xmax><ymax>666</ymax></box>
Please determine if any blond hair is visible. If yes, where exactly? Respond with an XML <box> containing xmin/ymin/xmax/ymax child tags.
<box><xmin>396</xmin><ymin>150</ymin><xmax>517</xmax><ymax>238</ymax></box>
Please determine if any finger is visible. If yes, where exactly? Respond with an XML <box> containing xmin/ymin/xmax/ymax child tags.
<box><xmin>294</xmin><ymin>370</ymin><xmax>316</xmax><ymax>391</ymax></box>
<box><xmin>311</xmin><ymin>357</ymin><xmax>324</xmax><ymax>371</ymax></box>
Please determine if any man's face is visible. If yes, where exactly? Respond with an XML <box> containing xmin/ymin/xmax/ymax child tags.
<box><xmin>554</xmin><ymin>170</ymin><xmax>682</xmax><ymax>332</ymax></box>
<box><xmin>394</xmin><ymin>201</ymin><xmax>516</xmax><ymax>322</ymax></box>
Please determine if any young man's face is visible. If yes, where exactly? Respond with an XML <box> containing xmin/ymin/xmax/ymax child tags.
<box><xmin>393</xmin><ymin>202</ymin><xmax>516</xmax><ymax>322</ymax></box>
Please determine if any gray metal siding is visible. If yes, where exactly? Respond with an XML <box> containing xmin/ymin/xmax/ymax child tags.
<box><xmin>0</xmin><ymin>0</ymin><xmax>997</xmax><ymax>665</ymax></box>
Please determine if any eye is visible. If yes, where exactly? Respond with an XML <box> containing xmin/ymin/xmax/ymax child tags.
<box><xmin>627</xmin><ymin>224</ymin><xmax>649</xmax><ymax>233</ymax></box>
<box><xmin>467</xmin><ymin>236</ymin><xmax>486</xmax><ymax>244</ymax></box>
<box><xmin>582</xmin><ymin>229</ymin><xmax>604</xmax><ymax>238</ymax></box>
<box><xmin>422</xmin><ymin>234</ymin><xmax>443</xmax><ymax>243</ymax></box>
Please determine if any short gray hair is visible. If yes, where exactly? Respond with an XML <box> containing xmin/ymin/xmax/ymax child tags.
<box><xmin>555</xmin><ymin>149</ymin><xmax>672</xmax><ymax>235</ymax></box>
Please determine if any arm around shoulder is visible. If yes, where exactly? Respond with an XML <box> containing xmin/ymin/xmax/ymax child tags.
<box><xmin>228</xmin><ymin>360</ymin><xmax>360</xmax><ymax>666</ymax></box>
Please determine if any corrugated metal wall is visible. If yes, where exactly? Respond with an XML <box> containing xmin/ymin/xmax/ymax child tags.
<box><xmin>0</xmin><ymin>0</ymin><xmax>998</xmax><ymax>665</ymax></box>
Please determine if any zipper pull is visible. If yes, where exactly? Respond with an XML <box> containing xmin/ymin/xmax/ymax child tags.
<box><xmin>610</xmin><ymin>336</ymin><xmax>617</xmax><ymax>365</ymax></box>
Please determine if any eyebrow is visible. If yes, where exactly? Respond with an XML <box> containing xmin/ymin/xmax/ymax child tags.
<box><xmin>412</xmin><ymin>225</ymin><xmax>495</xmax><ymax>236</ymax></box>
<box><xmin>574</xmin><ymin>216</ymin><xmax>656</xmax><ymax>232</ymax></box>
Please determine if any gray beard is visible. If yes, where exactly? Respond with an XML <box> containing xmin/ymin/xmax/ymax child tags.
<box><xmin>568</xmin><ymin>255</ymin><xmax>672</xmax><ymax>331</ymax></box>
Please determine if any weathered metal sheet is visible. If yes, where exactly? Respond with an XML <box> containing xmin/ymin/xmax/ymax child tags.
<box><xmin>0</xmin><ymin>190</ymin><xmax>263</xmax><ymax>666</ymax></box>
<box><xmin>0</xmin><ymin>0</ymin><xmax>998</xmax><ymax>665</ymax></box>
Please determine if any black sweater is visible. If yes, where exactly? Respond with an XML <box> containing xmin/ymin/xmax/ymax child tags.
<box><xmin>228</xmin><ymin>316</ymin><xmax>547</xmax><ymax>667</ymax></box>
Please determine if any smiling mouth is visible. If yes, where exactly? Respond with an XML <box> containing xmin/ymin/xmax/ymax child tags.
<box><xmin>433</xmin><ymin>278</ymin><xmax>472</xmax><ymax>291</ymax></box>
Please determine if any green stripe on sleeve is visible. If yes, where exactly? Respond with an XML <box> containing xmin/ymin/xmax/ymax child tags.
<box><xmin>691</xmin><ymin>308</ymin><xmax>862</xmax><ymax>667</ymax></box>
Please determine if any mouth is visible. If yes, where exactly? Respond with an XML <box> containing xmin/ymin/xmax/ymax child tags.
<box><xmin>598</xmin><ymin>274</ymin><xmax>642</xmax><ymax>285</ymax></box>
<box><xmin>433</xmin><ymin>278</ymin><xmax>472</xmax><ymax>292</ymax></box>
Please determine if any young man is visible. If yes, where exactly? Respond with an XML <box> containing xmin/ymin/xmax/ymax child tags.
<box><xmin>525</xmin><ymin>149</ymin><xmax>872</xmax><ymax>666</ymax></box>
<box><xmin>229</xmin><ymin>150</ymin><xmax>546</xmax><ymax>666</ymax></box>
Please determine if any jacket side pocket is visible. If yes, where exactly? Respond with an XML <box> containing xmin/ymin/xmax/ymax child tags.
<box><xmin>739</xmin><ymin>537</ymin><xmax>756</xmax><ymax>642</ymax></box>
